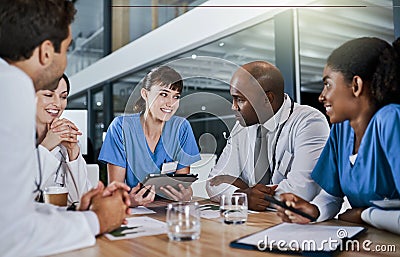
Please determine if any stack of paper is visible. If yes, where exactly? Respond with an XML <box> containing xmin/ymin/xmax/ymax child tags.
<box><xmin>105</xmin><ymin>216</ymin><xmax>167</xmax><ymax>240</ymax></box>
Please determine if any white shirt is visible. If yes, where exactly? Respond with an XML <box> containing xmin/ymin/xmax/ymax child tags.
<box><xmin>0</xmin><ymin>58</ymin><xmax>98</xmax><ymax>257</ymax></box>
<box><xmin>206</xmin><ymin>94</ymin><xmax>330</xmax><ymax>201</ymax></box>
<box><xmin>349</xmin><ymin>153</ymin><xmax>358</xmax><ymax>165</ymax></box>
<box><xmin>37</xmin><ymin>144</ymin><xmax>92</xmax><ymax>204</ymax></box>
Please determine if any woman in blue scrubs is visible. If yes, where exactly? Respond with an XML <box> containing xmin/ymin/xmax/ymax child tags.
<box><xmin>276</xmin><ymin>37</ymin><xmax>400</xmax><ymax>234</ymax></box>
<box><xmin>99</xmin><ymin>66</ymin><xmax>200</xmax><ymax>206</ymax></box>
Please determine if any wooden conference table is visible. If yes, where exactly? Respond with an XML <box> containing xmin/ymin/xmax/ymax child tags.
<box><xmin>49</xmin><ymin>199</ymin><xmax>399</xmax><ymax>257</ymax></box>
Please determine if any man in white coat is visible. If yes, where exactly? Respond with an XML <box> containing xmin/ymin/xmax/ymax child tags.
<box><xmin>0</xmin><ymin>1</ymin><xmax>130</xmax><ymax>256</ymax></box>
<box><xmin>206</xmin><ymin>61</ymin><xmax>330</xmax><ymax>211</ymax></box>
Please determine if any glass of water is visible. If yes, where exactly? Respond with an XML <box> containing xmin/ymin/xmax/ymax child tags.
<box><xmin>220</xmin><ymin>192</ymin><xmax>248</xmax><ymax>224</ymax></box>
<box><xmin>166</xmin><ymin>201</ymin><xmax>201</xmax><ymax>241</ymax></box>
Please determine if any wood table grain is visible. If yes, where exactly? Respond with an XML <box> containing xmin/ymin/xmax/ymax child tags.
<box><xmin>48</xmin><ymin>199</ymin><xmax>399</xmax><ymax>257</ymax></box>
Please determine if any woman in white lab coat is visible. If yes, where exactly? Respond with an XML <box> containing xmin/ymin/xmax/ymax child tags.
<box><xmin>36</xmin><ymin>74</ymin><xmax>91</xmax><ymax>204</ymax></box>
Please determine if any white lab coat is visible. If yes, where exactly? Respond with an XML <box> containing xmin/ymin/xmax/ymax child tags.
<box><xmin>0</xmin><ymin>58</ymin><xmax>97</xmax><ymax>257</ymax></box>
<box><xmin>37</xmin><ymin>145</ymin><xmax>92</xmax><ymax>204</ymax></box>
<box><xmin>206</xmin><ymin>95</ymin><xmax>330</xmax><ymax>201</ymax></box>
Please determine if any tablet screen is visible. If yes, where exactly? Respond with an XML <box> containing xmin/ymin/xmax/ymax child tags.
<box><xmin>142</xmin><ymin>173</ymin><xmax>198</xmax><ymax>198</ymax></box>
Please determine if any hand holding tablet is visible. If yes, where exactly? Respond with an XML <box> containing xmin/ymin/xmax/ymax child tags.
<box><xmin>264</xmin><ymin>194</ymin><xmax>317</xmax><ymax>222</ymax></box>
<box><xmin>141</xmin><ymin>173</ymin><xmax>198</xmax><ymax>199</ymax></box>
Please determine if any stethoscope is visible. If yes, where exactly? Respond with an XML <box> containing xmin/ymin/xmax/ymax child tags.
<box><xmin>269</xmin><ymin>96</ymin><xmax>294</xmax><ymax>182</ymax></box>
<box><xmin>223</xmin><ymin>96</ymin><xmax>295</xmax><ymax>183</ymax></box>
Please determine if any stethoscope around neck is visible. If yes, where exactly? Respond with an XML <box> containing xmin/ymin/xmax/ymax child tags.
<box><xmin>222</xmin><ymin>96</ymin><xmax>295</xmax><ymax>182</ymax></box>
<box><xmin>269</xmin><ymin>96</ymin><xmax>295</xmax><ymax>181</ymax></box>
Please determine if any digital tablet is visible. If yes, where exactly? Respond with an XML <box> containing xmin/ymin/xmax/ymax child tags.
<box><xmin>141</xmin><ymin>173</ymin><xmax>198</xmax><ymax>198</ymax></box>
<box><xmin>264</xmin><ymin>194</ymin><xmax>317</xmax><ymax>222</ymax></box>
<box><xmin>370</xmin><ymin>199</ymin><xmax>400</xmax><ymax>210</ymax></box>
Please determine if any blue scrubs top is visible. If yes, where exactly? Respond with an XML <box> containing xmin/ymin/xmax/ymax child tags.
<box><xmin>98</xmin><ymin>114</ymin><xmax>201</xmax><ymax>188</ymax></box>
<box><xmin>312</xmin><ymin>104</ymin><xmax>400</xmax><ymax>207</ymax></box>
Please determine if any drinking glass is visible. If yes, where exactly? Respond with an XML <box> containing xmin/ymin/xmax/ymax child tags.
<box><xmin>166</xmin><ymin>201</ymin><xmax>201</xmax><ymax>241</ymax></box>
<box><xmin>220</xmin><ymin>192</ymin><xmax>248</xmax><ymax>224</ymax></box>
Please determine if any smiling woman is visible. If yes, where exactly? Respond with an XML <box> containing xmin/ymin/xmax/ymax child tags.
<box><xmin>36</xmin><ymin>74</ymin><xmax>69</xmax><ymax>127</ymax></box>
<box><xmin>99</xmin><ymin>66</ymin><xmax>201</xmax><ymax>206</ymax></box>
<box><xmin>276</xmin><ymin>37</ymin><xmax>400</xmax><ymax>235</ymax></box>
<box><xmin>35</xmin><ymin>74</ymin><xmax>92</xmax><ymax>204</ymax></box>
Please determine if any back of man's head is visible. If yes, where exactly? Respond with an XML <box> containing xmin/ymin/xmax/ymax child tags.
<box><xmin>0</xmin><ymin>0</ymin><xmax>76</xmax><ymax>62</ymax></box>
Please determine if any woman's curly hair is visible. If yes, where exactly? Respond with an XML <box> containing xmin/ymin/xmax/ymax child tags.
<box><xmin>327</xmin><ymin>37</ymin><xmax>400</xmax><ymax>108</ymax></box>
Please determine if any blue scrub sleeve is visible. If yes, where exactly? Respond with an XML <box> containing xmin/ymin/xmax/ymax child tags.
<box><xmin>176</xmin><ymin>119</ymin><xmax>201</xmax><ymax>170</ymax></box>
<box><xmin>311</xmin><ymin>125</ymin><xmax>344</xmax><ymax>198</ymax></box>
<box><xmin>98</xmin><ymin>117</ymin><xmax>127</xmax><ymax>168</ymax></box>
<box><xmin>377</xmin><ymin>104</ymin><xmax>400</xmax><ymax>192</ymax></box>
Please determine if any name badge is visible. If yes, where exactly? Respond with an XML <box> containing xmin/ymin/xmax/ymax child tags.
<box><xmin>161</xmin><ymin>161</ymin><xmax>178</xmax><ymax>174</ymax></box>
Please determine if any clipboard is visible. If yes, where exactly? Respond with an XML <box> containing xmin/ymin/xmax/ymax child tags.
<box><xmin>142</xmin><ymin>173</ymin><xmax>198</xmax><ymax>198</ymax></box>
<box><xmin>230</xmin><ymin>223</ymin><xmax>366</xmax><ymax>256</ymax></box>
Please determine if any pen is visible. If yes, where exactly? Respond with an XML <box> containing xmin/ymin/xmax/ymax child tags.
<box><xmin>110</xmin><ymin>226</ymin><xmax>143</xmax><ymax>237</ymax></box>
<box><xmin>264</xmin><ymin>194</ymin><xmax>317</xmax><ymax>222</ymax></box>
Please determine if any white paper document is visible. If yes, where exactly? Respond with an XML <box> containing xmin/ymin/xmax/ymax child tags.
<box><xmin>105</xmin><ymin>216</ymin><xmax>167</xmax><ymax>240</ymax></box>
<box><xmin>130</xmin><ymin>206</ymin><xmax>156</xmax><ymax>215</ymax></box>
<box><xmin>236</xmin><ymin>223</ymin><xmax>365</xmax><ymax>252</ymax></box>
<box><xmin>199</xmin><ymin>204</ymin><xmax>221</xmax><ymax>219</ymax></box>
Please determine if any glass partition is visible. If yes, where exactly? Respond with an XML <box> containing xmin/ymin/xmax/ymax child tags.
<box><xmin>67</xmin><ymin>94</ymin><xmax>87</xmax><ymax>110</ymax></box>
<box><xmin>298</xmin><ymin>0</ymin><xmax>394</xmax><ymax>115</ymax></box>
<box><xmin>66</xmin><ymin>0</ymin><xmax>206</xmax><ymax>76</ymax></box>
<box><xmin>107</xmin><ymin>18</ymin><xmax>275</xmax><ymax>158</ymax></box>
<box><xmin>67</xmin><ymin>0</ymin><xmax>396</xmax><ymax>166</ymax></box>
<box><xmin>67</xmin><ymin>0</ymin><xmax>104</xmax><ymax>76</ymax></box>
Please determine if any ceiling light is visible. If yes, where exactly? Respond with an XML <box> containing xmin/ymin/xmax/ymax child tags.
<box><xmin>219</xmin><ymin>42</ymin><xmax>225</xmax><ymax>47</ymax></box>
<box><xmin>191</xmin><ymin>54</ymin><xmax>197</xmax><ymax>59</ymax></box>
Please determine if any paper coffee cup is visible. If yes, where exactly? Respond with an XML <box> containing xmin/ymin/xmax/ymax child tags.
<box><xmin>44</xmin><ymin>186</ymin><xmax>68</xmax><ymax>207</ymax></box>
